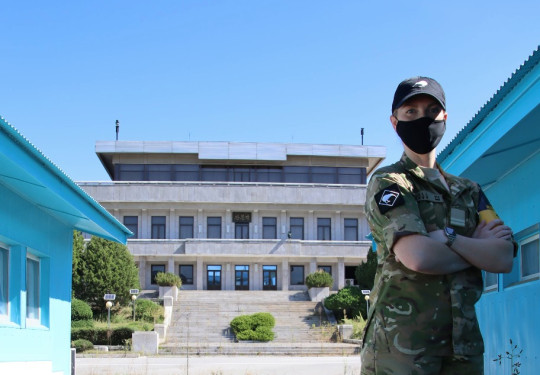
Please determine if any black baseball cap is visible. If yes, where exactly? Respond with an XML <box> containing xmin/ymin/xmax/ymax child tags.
<box><xmin>391</xmin><ymin>76</ymin><xmax>446</xmax><ymax>113</ymax></box>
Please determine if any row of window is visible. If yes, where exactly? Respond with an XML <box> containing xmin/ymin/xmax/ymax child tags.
<box><xmin>484</xmin><ymin>232</ymin><xmax>539</xmax><ymax>291</ymax></box>
<box><xmin>114</xmin><ymin>164</ymin><xmax>367</xmax><ymax>184</ymax></box>
<box><xmin>149</xmin><ymin>264</ymin><xmax>332</xmax><ymax>286</ymax></box>
<box><xmin>124</xmin><ymin>216</ymin><xmax>360</xmax><ymax>241</ymax></box>
<box><xmin>0</xmin><ymin>245</ymin><xmax>42</xmax><ymax>325</ymax></box>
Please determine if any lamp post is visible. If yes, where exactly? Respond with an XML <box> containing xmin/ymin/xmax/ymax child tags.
<box><xmin>364</xmin><ymin>295</ymin><xmax>370</xmax><ymax>314</ymax></box>
<box><xmin>106</xmin><ymin>301</ymin><xmax>113</xmax><ymax>329</ymax></box>
<box><xmin>132</xmin><ymin>295</ymin><xmax>137</xmax><ymax>321</ymax></box>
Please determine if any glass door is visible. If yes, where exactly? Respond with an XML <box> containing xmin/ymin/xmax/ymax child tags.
<box><xmin>207</xmin><ymin>265</ymin><xmax>222</xmax><ymax>290</ymax></box>
<box><xmin>262</xmin><ymin>265</ymin><xmax>277</xmax><ymax>290</ymax></box>
<box><xmin>235</xmin><ymin>265</ymin><xmax>249</xmax><ymax>290</ymax></box>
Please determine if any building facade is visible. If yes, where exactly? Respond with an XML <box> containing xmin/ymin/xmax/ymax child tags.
<box><xmin>80</xmin><ymin>141</ymin><xmax>385</xmax><ymax>292</ymax></box>
<box><xmin>438</xmin><ymin>47</ymin><xmax>540</xmax><ymax>373</ymax></box>
<box><xmin>0</xmin><ymin>116</ymin><xmax>131</xmax><ymax>375</ymax></box>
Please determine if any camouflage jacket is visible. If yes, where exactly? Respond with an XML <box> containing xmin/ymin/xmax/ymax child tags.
<box><xmin>363</xmin><ymin>153</ymin><xmax>486</xmax><ymax>356</ymax></box>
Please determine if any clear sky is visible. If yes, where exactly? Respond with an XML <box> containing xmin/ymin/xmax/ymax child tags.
<box><xmin>1</xmin><ymin>1</ymin><xmax>539</xmax><ymax>181</ymax></box>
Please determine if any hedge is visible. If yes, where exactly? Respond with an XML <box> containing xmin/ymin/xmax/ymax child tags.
<box><xmin>230</xmin><ymin>312</ymin><xmax>275</xmax><ymax>342</ymax></box>
<box><xmin>323</xmin><ymin>286</ymin><xmax>363</xmax><ymax>320</ymax></box>
<box><xmin>71</xmin><ymin>326</ymin><xmax>134</xmax><ymax>345</ymax></box>
<box><xmin>154</xmin><ymin>272</ymin><xmax>182</xmax><ymax>287</ymax></box>
<box><xmin>72</xmin><ymin>339</ymin><xmax>94</xmax><ymax>352</ymax></box>
<box><xmin>135</xmin><ymin>299</ymin><xmax>164</xmax><ymax>323</ymax></box>
<box><xmin>305</xmin><ymin>270</ymin><xmax>333</xmax><ymax>288</ymax></box>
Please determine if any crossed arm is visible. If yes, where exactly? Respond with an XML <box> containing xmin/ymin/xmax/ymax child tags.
<box><xmin>393</xmin><ymin>219</ymin><xmax>514</xmax><ymax>275</ymax></box>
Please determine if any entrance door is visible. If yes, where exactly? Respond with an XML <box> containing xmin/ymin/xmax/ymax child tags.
<box><xmin>207</xmin><ymin>265</ymin><xmax>222</xmax><ymax>290</ymax></box>
<box><xmin>235</xmin><ymin>265</ymin><xmax>249</xmax><ymax>290</ymax></box>
<box><xmin>262</xmin><ymin>265</ymin><xmax>277</xmax><ymax>290</ymax></box>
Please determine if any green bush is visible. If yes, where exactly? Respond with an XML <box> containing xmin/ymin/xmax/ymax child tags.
<box><xmin>71</xmin><ymin>326</ymin><xmax>134</xmax><ymax>345</ymax></box>
<box><xmin>71</xmin><ymin>298</ymin><xmax>93</xmax><ymax>321</ymax></box>
<box><xmin>71</xmin><ymin>319</ymin><xmax>94</xmax><ymax>329</ymax></box>
<box><xmin>155</xmin><ymin>272</ymin><xmax>182</xmax><ymax>287</ymax></box>
<box><xmin>230</xmin><ymin>312</ymin><xmax>275</xmax><ymax>342</ymax></box>
<box><xmin>72</xmin><ymin>339</ymin><xmax>94</xmax><ymax>352</ymax></box>
<box><xmin>323</xmin><ymin>286</ymin><xmax>363</xmax><ymax>320</ymax></box>
<box><xmin>251</xmin><ymin>312</ymin><xmax>275</xmax><ymax>328</ymax></box>
<box><xmin>230</xmin><ymin>315</ymin><xmax>253</xmax><ymax>334</ymax></box>
<box><xmin>306</xmin><ymin>270</ymin><xmax>334</xmax><ymax>288</ymax></box>
<box><xmin>135</xmin><ymin>299</ymin><xmax>164</xmax><ymax>323</ymax></box>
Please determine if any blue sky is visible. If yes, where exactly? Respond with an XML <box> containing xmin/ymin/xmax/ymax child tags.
<box><xmin>1</xmin><ymin>1</ymin><xmax>539</xmax><ymax>181</ymax></box>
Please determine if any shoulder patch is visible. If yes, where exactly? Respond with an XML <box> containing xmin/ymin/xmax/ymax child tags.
<box><xmin>374</xmin><ymin>183</ymin><xmax>405</xmax><ymax>214</ymax></box>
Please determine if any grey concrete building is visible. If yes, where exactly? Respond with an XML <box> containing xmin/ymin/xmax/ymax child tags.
<box><xmin>79</xmin><ymin>141</ymin><xmax>385</xmax><ymax>292</ymax></box>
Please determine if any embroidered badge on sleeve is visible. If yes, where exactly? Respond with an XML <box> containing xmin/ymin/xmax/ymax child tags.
<box><xmin>374</xmin><ymin>183</ymin><xmax>405</xmax><ymax>214</ymax></box>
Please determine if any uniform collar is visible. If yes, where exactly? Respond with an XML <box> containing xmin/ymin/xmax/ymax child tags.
<box><xmin>399</xmin><ymin>153</ymin><xmax>451</xmax><ymax>192</ymax></box>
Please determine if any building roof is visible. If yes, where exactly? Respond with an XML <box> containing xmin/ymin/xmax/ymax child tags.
<box><xmin>437</xmin><ymin>47</ymin><xmax>540</xmax><ymax>189</ymax></box>
<box><xmin>95</xmin><ymin>140</ymin><xmax>386</xmax><ymax>179</ymax></box>
<box><xmin>0</xmin><ymin>116</ymin><xmax>132</xmax><ymax>244</ymax></box>
<box><xmin>438</xmin><ymin>46</ymin><xmax>540</xmax><ymax>162</ymax></box>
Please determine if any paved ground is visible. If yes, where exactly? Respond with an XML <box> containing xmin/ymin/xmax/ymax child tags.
<box><xmin>76</xmin><ymin>355</ymin><xmax>362</xmax><ymax>375</ymax></box>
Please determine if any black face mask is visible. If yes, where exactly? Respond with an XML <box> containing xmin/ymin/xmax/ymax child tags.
<box><xmin>396</xmin><ymin>117</ymin><xmax>446</xmax><ymax>154</ymax></box>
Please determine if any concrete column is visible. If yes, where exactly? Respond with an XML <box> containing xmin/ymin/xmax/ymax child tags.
<box><xmin>252</xmin><ymin>263</ymin><xmax>260</xmax><ymax>290</ymax></box>
<box><xmin>141</xmin><ymin>209</ymin><xmax>148</xmax><ymax>239</ymax></box>
<box><xmin>167</xmin><ymin>256</ymin><xmax>175</xmax><ymax>274</ymax></box>
<box><xmin>225</xmin><ymin>209</ymin><xmax>232</xmax><ymax>239</ymax></box>
<box><xmin>309</xmin><ymin>258</ymin><xmax>317</xmax><ymax>274</ymax></box>
<box><xmin>335</xmin><ymin>211</ymin><xmax>342</xmax><ymax>241</ymax></box>
<box><xmin>337</xmin><ymin>258</ymin><xmax>345</xmax><ymax>289</ymax></box>
<box><xmin>138</xmin><ymin>256</ymin><xmax>147</xmax><ymax>290</ymax></box>
<box><xmin>196</xmin><ymin>257</ymin><xmax>204</xmax><ymax>290</ymax></box>
<box><xmin>307</xmin><ymin>211</ymin><xmax>314</xmax><ymax>240</ymax></box>
<box><xmin>197</xmin><ymin>209</ymin><xmax>204</xmax><ymax>239</ymax></box>
<box><xmin>252</xmin><ymin>210</ymin><xmax>259</xmax><ymax>239</ymax></box>
<box><xmin>281</xmin><ymin>259</ymin><xmax>289</xmax><ymax>291</ymax></box>
<box><xmin>280</xmin><ymin>210</ymin><xmax>287</xmax><ymax>239</ymax></box>
<box><xmin>169</xmin><ymin>209</ymin><xmax>176</xmax><ymax>239</ymax></box>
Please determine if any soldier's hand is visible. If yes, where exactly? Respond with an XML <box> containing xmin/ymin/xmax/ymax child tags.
<box><xmin>473</xmin><ymin>220</ymin><xmax>512</xmax><ymax>240</ymax></box>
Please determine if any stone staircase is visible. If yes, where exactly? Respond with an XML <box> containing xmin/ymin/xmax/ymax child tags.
<box><xmin>159</xmin><ymin>290</ymin><xmax>359</xmax><ymax>356</ymax></box>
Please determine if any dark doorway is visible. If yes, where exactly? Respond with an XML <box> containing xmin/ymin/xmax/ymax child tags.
<box><xmin>263</xmin><ymin>265</ymin><xmax>278</xmax><ymax>290</ymax></box>
<box><xmin>207</xmin><ymin>265</ymin><xmax>222</xmax><ymax>290</ymax></box>
<box><xmin>235</xmin><ymin>265</ymin><xmax>249</xmax><ymax>290</ymax></box>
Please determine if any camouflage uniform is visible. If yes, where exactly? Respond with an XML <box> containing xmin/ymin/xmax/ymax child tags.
<box><xmin>361</xmin><ymin>153</ymin><xmax>486</xmax><ymax>374</ymax></box>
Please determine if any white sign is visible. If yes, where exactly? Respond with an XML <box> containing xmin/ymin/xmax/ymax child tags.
<box><xmin>130</xmin><ymin>289</ymin><xmax>140</xmax><ymax>295</ymax></box>
<box><xmin>103</xmin><ymin>294</ymin><xmax>116</xmax><ymax>301</ymax></box>
<box><xmin>361</xmin><ymin>290</ymin><xmax>371</xmax><ymax>295</ymax></box>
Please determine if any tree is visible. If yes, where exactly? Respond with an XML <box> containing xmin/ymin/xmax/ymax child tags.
<box><xmin>73</xmin><ymin>236</ymin><xmax>139</xmax><ymax>313</ymax></box>
<box><xmin>355</xmin><ymin>246</ymin><xmax>377</xmax><ymax>290</ymax></box>
<box><xmin>72</xmin><ymin>231</ymin><xmax>85</xmax><ymax>297</ymax></box>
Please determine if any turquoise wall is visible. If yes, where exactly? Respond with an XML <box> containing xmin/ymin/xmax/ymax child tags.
<box><xmin>0</xmin><ymin>183</ymin><xmax>73</xmax><ymax>375</ymax></box>
<box><xmin>475</xmin><ymin>151</ymin><xmax>540</xmax><ymax>374</ymax></box>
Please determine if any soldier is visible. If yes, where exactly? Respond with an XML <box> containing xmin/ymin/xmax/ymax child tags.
<box><xmin>361</xmin><ymin>77</ymin><xmax>516</xmax><ymax>374</ymax></box>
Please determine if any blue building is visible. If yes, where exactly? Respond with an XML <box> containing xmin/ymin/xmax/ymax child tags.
<box><xmin>0</xmin><ymin>116</ymin><xmax>131</xmax><ymax>375</ymax></box>
<box><xmin>439</xmin><ymin>47</ymin><xmax>540</xmax><ymax>374</ymax></box>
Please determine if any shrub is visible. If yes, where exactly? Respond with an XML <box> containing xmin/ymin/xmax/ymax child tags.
<box><xmin>71</xmin><ymin>298</ymin><xmax>93</xmax><ymax>321</ymax></box>
<box><xmin>155</xmin><ymin>272</ymin><xmax>182</xmax><ymax>287</ymax></box>
<box><xmin>251</xmin><ymin>312</ymin><xmax>275</xmax><ymax>328</ymax></box>
<box><xmin>71</xmin><ymin>319</ymin><xmax>94</xmax><ymax>329</ymax></box>
<box><xmin>231</xmin><ymin>315</ymin><xmax>253</xmax><ymax>334</ymax></box>
<box><xmin>306</xmin><ymin>270</ymin><xmax>334</xmax><ymax>288</ymax></box>
<box><xmin>135</xmin><ymin>299</ymin><xmax>164</xmax><ymax>323</ymax></box>
<box><xmin>72</xmin><ymin>339</ymin><xmax>93</xmax><ymax>352</ymax></box>
<box><xmin>230</xmin><ymin>312</ymin><xmax>275</xmax><ymax>342</ymax></box>
<box><xmin>71</xmin><ymin>326</ymin><xmax>134</xmax><ymax>345</ymax></box>
<box><xmin>324</xmin><ymin>286</ymin><xmax>363</xmax><ymax>320</ymax></box>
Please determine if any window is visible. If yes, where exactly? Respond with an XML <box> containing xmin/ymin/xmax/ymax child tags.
<box><xmin>179</xmin><ymin>216</ymin><xmax>194</xmax><ymax>239</ymax></box>
<box><xmin>290</xmin><ymin>217</ymin><xmax>304</xmax><ymax>240</ymax></box>
<box><xmin>317</xmin><ymin>218</ymin><xmax>331</xmax><ymax>241</ymax></box>
<box><xmin>256</xmin><ymin>168</ymin><xmax>282</xmax><ymax>182</ymax></box>
<box><xmin>344</xmin><ymin>218</ymin><xmax>358</xmax><ymax>241</ymax></box>
<box><xmin>290</xmin><ymin>265</ymin><xmax>305</xmax><ymax>285</ymax></box>
<box><xmin>521</xmin><ymin>235</ymin><xmax>539</xmax><ymax>280</ymax></box>
<box><xmin>26</xmin><ymin>256</ymin><xmax>40</xmax><ymax>321</ymax></box>
<box><xmin>173</xmin><ymin>165</ymin><xmax>200</xmax><ymax>181</ymax></box>
<box><xmin>262</xmin><ymin>217</ymin><xmax>277</xmax><ymax>239</ymax></box>
<box><xmin>147</xmin><ymin>164</ymin><xmax>172</xmax><ymax>181</ymax></box>
<box><xmin>207</xmin><ymin>217</ymin><xmax>222</xmax><ymax>239</ymax></box>
<box><xmin>231</xmin><ymin>167</ymin><xmax>254</xmax><ymax>182</ymax></box>
<box><xmin>116</xmin><ymin>164</ymin><xmax>144</xmax><ymax>181</ymax></box>
<box><xmin>0</xmin><ymin>246</ymin><xmax>8</xmax><ymax>318</ymax></box>
<box><xmin>151</xmin><ymin>265</ymin><xmax>166</xmax><ymax>285</ymax></box>
<box><xmin>318</xmin><ymin>265</ymin><xmax>332</xmax><ymax>276</ymax></box>
<box><xmin>201</xmin><ymin>167</ymin><xmax>228</xmax><ymax>182</ymax></box>
<box><xmin>283</xmin><ymin>166</ymin><xmax>309</xmax><ymax>183</ymax></box>
<box><xmin>151</xmin><ymin>216</ymin><xmax>166</xmax><ymax>239</ymax></box>
<box><xmin>312</xmin><ymin>167</ymin><xmax>337</xmax><ymax>184</ymax></box>
<box><xmin>235</xmin><ymin>223</ymin><xmax>249</xmax><ymax>239</ymax></box>
<box><xmin>123</xmin><ymin>216</ymin><xmax>138</xmax><ymax>239</ymax></box>
<box><xmin>179</xmin><ymin>265</ymin><xmax>194</xmax><ymax>285</ymax></box>
<box><xmin>483</xmin><ymin>272</ymin><xmax>498</xmax><ymax>291</ymax></box>
<box><xmin>338</xmin><ymin>167</ymin><xmax>366</xmax><ymax>184</ymax></box>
